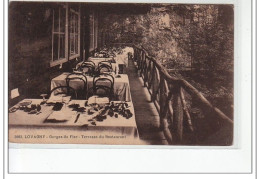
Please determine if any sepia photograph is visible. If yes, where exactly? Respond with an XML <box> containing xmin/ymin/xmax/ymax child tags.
<box><xmin>8</xmin><ymin>1</ymin><xmax>234</xmax><ymax>146</ymax></box>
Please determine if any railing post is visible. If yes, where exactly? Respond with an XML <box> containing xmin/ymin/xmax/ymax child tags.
<box><xmin>158</xmin><ymin>77</ymin><xmax>164</xmax><ymax>130</ymax></box>
<box><xmin>160</xmin><ymin>90</ymin><xmax>173</xmax><ymax>144</ymax></box>
<box><xmin>151</xmin><ymin>66</ymin><xmax>160</xmax><ymax>102</ymax></box>
<box><xmin>140</xmin><ymin>51</ymin><xmax>145</xmax><ymax>77</ymax></box>
<box><xmin>136</xmin><ymin>49</ymin><xmax>141</xmax><ymax>70</ymax></box>
<box><xmin>147</xmin><ymin>60</ymin><xmax>154</xmax><ymax>89</ymax></box>
<box><xmin>172</xmin><ymin>84</ymin><xmax>184</xmax><ymax>144</ymax></box>
<box><xmin>143</xmin><ymin>56</ymin><xmax>147</xmax><ymax>87</ymax></box>
<box><xmin>180</xmin><ymin>87</ymin><xmax>194</xmax><ymax>132</ymax></box>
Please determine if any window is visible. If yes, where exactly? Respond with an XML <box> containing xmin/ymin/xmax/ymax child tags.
<box><xmin>51</xmin><ymin>4</ymin><xmax>80</xmax><ymax>67</ymax></box>
<box><xmin>89</xmin><ymin>13</ymin><xmax>94</xmax><ymax>51</ymax></box>
<box><xmin>69</xmin><ymin>8</ymin><xmax>80</xmax><ymax>59</ymax></box>
<box><xmin>51</xmin><ymin>5</ymin><xmax>67</xmax><ymax>66</ymax></box>
<box><xmin>89</xmin><ymin>12</ymin><xmax>98</xmax><ymax>52</ymax></box>
<box><xmin>94</xmin><ymin>13</ymin><xmax>98</xmax><ymax>49</ymax></box>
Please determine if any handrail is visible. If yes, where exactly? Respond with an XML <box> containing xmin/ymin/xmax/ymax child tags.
<box><xmin>180</xmin><ymin>79</ymin><xmax>233</xmax><ymax>124</ymax></box>
<box><xmin>134</xmin><ymin>45</ymin><xmax>232</xmax><ymax>123</ymax></box>
<box><xmin>131</xmin><ymin>44</ymin><xmax>233</xmax><ymax>145</ymax></box>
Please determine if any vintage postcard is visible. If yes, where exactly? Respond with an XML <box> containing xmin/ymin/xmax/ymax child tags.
<box><xmin>8</xmin><ymin>1</ymin><xmax>234</xmax><ymax>146</ymax></box>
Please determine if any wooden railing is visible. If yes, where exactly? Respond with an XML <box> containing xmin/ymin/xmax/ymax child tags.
<box><xmin>132</xmin><ymin>45</ymin><xmax>233</xmax><ymax>145</ymax></box>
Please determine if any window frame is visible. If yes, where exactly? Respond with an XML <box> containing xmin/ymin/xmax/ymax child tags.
<box><xmin>89</xmin><ymin>12</ymin><xmax>95</xmax><ymax>52</ymax></box>
<box><xmin>69</xmin><ymin>8</ymin><xmax>81</xmax><ymax>60</ymax></box>
<box><xmin>50</xmin><ymin>3</ymin><xmax>81</xmax><ymax>67</ymax></box>
<box><xmin>94</xmin><ymin>12</ymin><xmax>98</xmax><ymax>49</ymax></box>
<box><xmin>89</xmin><ymin>11</ymin><xmax>98</xmax><ymax>52</ymax></box>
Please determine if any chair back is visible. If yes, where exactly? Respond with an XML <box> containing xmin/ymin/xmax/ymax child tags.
<box><xmin>92</xmin><ymin>75</ymin><xmax>114</xmax><ymax>99</ymax></box>
<box><xmin>97</xmin><ymin>61</ymin><xmax>113</xmax><ymax>73</ymax></box>
<box><xmin>78</xmin><ymin>61</ymin><xmax>95</xmax><ymax>75</ymax></box>
<box><xmin>99</xmin><ymin>73</ymin><xmax>115</xmax><ymax>85</ymax></box>
<box><xmin>66</xmin><ymin>73</ymin><xmax>87</xmax><ymax>99</ymax></box>
<box><xmin>50</xmin><ymin>86</ymin><xmax>77</xmax><ymax>99</ymax></box>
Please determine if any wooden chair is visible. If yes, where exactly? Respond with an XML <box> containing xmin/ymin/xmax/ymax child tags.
<box><xmin>98</xmin><ymin>73</ymin><xmax>115</xmax><ymax>86</ymax></box>
<box><xmin>88</xmin><ymin>74</ymin><xmax>114</xmax><ymax>99</ymax></box>
<box><xmin>65</xmin><ymin>73</ymin><xmax>87</xmax><ymax>99</ymax></box>
<box><xmin>50</xmin><ymin>86</ymin><xmax>78</xmax><ymax>99</ymax></box>
<box><xmin>97</xmin><ymin>61</ymin><xmax>113</xmax><ymax>73</ymax></box>
<box><xmin>78</xmin><ymin>61</ymin><xmax>96</xmax><ymax>75</ymax></box>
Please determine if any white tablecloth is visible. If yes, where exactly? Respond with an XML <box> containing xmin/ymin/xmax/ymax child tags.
<box><xmin>51</xmin><ymin>73</ymin><xmax>132</xmax><ymax>101</ymax></box>
<box><xmin>89</xmin><ymin>57</ymin><xmax>125</xmax><ymax>65</ymax></box>
<box><xmin>9</xmin><ymin>99</ymin><xmax>140</xmax><ymax>144</ymax></box>
<box><xmin>114</xmin><ymin>47</ymin><xmax>134</xmax><ymax>67</ymax></box>
<box><xmin>77</xmin><ymin>57</ymin><xmax>119</xmax><ymax>73</ymax></box>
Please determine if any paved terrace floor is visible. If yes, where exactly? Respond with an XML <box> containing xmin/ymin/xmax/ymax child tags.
<box><xmin>127</xmin><ymin>59</ymin><xmax>167</xmax><ymax>145</ymax></box>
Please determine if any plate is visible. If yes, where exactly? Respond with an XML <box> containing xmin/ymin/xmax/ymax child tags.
<box><xmin>18</xmin><ymin>100</ymin><xmax>32</xmax><ymax>106</ymax></box>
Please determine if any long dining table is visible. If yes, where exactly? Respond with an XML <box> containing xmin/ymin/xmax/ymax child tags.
<box><xmin>51</xmin><ymin>72</ymin><xmax>132</xmax><ymax>101</ymax></box>
<box><xmin>8</xmin><ymin>98</ymin><xmax>140</xmax><ymax>145</ymax></box>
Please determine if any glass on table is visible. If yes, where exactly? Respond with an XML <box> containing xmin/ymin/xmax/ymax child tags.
<box><xmin>115</xmin><ymin>66</ymin><xmax>119</xmax><ymax>75</ymax></box>
<box><xmin>61</xmin><ymin>94</ymin><xmax>71</xmax><ymax>110</ymax></box>
<box><xmin>40</xmin><ymin>94</ymin><xmax>48</xmax><ymax>104</ymax></box>
<box><xmin>60</xmin><ymin>94</ymin><xmax>65</xmax><ymax>103</ymax></box>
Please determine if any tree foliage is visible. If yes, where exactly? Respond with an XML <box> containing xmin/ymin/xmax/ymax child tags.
<box><xmin>101</xmin><ymin>4</ymin><xmax>233</xmax><ymax>75</ymax></box>
<box><xmin>100</xmin><ymin>4</ymin><xmax>234</xmax><ymax>116</ymax></box>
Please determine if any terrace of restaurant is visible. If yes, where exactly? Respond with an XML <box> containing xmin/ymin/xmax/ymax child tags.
<box><xmin>8</xmin><ymin>2</ymin><xmax>233</xmax><ymax>145</ymax></box>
